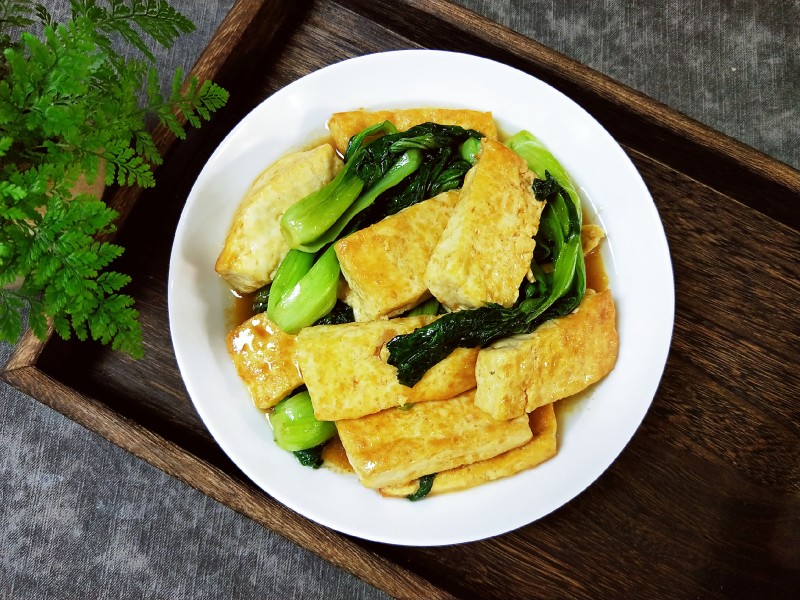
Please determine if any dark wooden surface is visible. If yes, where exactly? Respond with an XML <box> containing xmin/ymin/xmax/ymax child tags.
<box><xmin>4</xmin><ymin>0</ymin><xmax>799</xmax><ymax>598</ymax></box>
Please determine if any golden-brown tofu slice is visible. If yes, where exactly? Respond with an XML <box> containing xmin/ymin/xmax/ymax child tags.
<box><xmin>327</xmin><ymin>108</ymin><xmax>498</xmax><ymax>155</ymax></box>
<box><xmin>215</xmin><ymin>144</ymin><xmax>342</xmax><ymax>293</ymax></box>
<box><xmin>336</xmin><ymin>389</ymin><xmax>532</xmax><ymax>489</ymax></box>
<box><xmin>474</xmin><ymin>289</ymin><xmax>618</xmax><ymax>420</ymax></box>
<box><xmin>581</xmin><ymin>223</ymin><xmax>606</xmax><ymax>256</ymax></box>
<box><xmin>320</xmin><ymin>437</ymin><xmax>354</xmax><ymax>474</ymax></box>
<box><xmin>334</xmin><ymin>190</ymin><xmax>459</xmax><ymax>321</ymax></box>
<box><xmin>425</xmin><ymin>138</ymin><xmax>545</xmax><ymax>309</ymax></box>
<box><xmin>296</xmin><ymin>316</ymin><xmax>478</xmax><ymax>421</ymax></box>
<box><xmin>227</xmin><ymin>313</ymin><xmax>302</xmax><ymax>410</ymax></box>
<box><xmin>379</xmin><ymin>403</ymin><xmax>557</xmax><ymax>497</ymax></box>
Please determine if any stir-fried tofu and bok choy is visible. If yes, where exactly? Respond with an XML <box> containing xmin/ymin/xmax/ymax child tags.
<box><xmin>217</xmin><ymin>108</ymin><xmax>618</xmax><ymax>501</ymax></box>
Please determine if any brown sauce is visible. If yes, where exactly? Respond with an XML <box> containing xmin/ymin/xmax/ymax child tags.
<box><xmin>584</xmin><ymin>247</ymin><xmax>609</xmax><ymax>292</ymax></box>
<box><xmin>226</xmin><ymin>289</ymin><xmax>256</xmax><ymax>330</ymax></box>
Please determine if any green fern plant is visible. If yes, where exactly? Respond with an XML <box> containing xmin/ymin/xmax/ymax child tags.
<box><xmin>0</xmin><ymin>0</ymin><xmax>229</xmax><ymax>357</ymax></box>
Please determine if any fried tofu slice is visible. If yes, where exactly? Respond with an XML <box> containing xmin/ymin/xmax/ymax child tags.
<box><xmin>320</xmin><ymin>437</ymin><xmax>354</xmax><ymax>474</ymax></box>
<box><xmin>474</xmin><ymin>289</ymin><xmax>618</xmax><ymax>420</ymax></box>
<box><xmin>425</xmin><ymin>139</ymin><xmax>545</xmax><ymax>309</ymax></box>
<box><xmin>380</xmin><ymin>403</ymin><xmax>557</xmax><ymax>497</ymax></box>
<box><xmin>215</xmin><ymin>144</ymin><xmax>343</xmax><ymax>293</ymax></box>
<box><xmin>582</xmin><ymin>223</ymin><xmax>606</xmax><ymax>256</ymax></box>
<box><xmin>336</xmin><ymin>389</ymin><xmax>532</xmax><ymax>489</ymax></box>
<box><xmin>296</xmin><ymin>316</ymin><xmax>478</xmax><ymax>421</ymax></box>
<box><xmin>227</xmin><ymin>313</ymin><xmax>302</xmax><ymax>410</ymax></box>
<box><xmin>334</xmin><ymin>190</ymin><xmax>459</xmax><ymax>321</ymax></box>
<box><xmin>328</xmin><ymin>108</ymin><xmax>498</xmax><ymax>155</ymax></box>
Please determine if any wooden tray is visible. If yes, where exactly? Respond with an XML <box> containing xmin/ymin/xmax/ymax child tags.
<box><xmin>5</xmin><ymin>1</ymin><xmax>799</xmax><ymax>598</ymax></box>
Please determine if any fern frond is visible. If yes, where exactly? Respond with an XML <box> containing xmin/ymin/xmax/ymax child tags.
<box><xmin>161</xmin><ymin>73</ymin><xmax>229</xmax><ymax>136</ymax></box>
<box><xmin>133</xmin><ymin>129</ymin><xmax>162</xmax><ymax>165</ymax></box>
<box><xmin>34</xmin><ymin>3</ymin><xmax>54</xmax><ymax>28</ymax></box>
<box><xmin>0</xmin><ymin>0</ymin><xmax>36</xmax><ymax>33</ymax></box>
<box><xmin>0</xmin><ymin>1</ymin><xmax>224</xmax><ymax>358</ymax></box>
<box><xmin>102</xmin><ymin>144</ymin><xmax>156</xmax><ymax>187</ymax></box>
<box><xmin>72</xmin><ymin>0</ymin><xmax>195</xmax><ymax>61</ymax></box>
<box><xmin>0</xmin><ymin>287</ymin><xmax>24</xmax><ymax>343</ymax></box>
<box><xmin>0</xmin><ymin>179</ymin><xmax>25</xmax><ymax>200</ymax></box>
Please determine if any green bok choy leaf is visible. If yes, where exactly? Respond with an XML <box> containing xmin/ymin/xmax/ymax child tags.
<box><xmin>269</xmin><ymin>390</ymin><xmax>336</xmax><ymax>452</ymax></box>
<box><xmin>267</xmin><ymin>246</ymin><xmax>340</xmax><ymax>334</ymax></box>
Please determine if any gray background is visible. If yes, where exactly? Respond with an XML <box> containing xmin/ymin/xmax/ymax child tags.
<box><xmin>2</xmin><ymin>1</ymin><xmax>798</xmax><ymax>598</ymax></box>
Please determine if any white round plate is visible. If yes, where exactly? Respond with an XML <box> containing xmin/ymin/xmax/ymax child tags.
<box><xmin>168</xmin><ymin>50</ymin><xmax>674</xmax><ymax>546</ymax></box>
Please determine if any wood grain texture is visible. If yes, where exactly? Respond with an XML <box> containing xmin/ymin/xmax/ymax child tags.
<box><xmin>4</xmin><ymin>0</ymin><xmax>799</xmax><ymax>598</ymax></box>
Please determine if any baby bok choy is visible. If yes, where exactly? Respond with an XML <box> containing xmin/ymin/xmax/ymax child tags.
<box><xmin>505</xmin><ymin>130</ymin><xmax>579</xmax><ymax>208</ymax></box>
<box><xmin>269</xmin><ymin>390</ymin><xmax>336</xmax><ymax>459</ymax></box>
<box><xmin>386</xmin><ymin>131</ymin><xmax>586</xmax><ymax>387</ymax></box>
<box><xmin>406</xmin><ymin>297</ymin><xmax>441</xmax><ymax>317</ymax></box>
<box><xmin>507</xmin><ymin>130</ymin><xmax>586</xmax><ymax>319</ymax></box>
<box><xmin>266</xmin><ymin>247</ymin><xmax>339</xmax><ymax>334</ymax></box>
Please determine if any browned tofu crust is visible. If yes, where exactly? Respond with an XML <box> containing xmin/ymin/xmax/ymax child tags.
<box><xmin>296</xmin><ymin>316</ymin><xmax>478</xmax><ymax>421</ymax></box>
<box><xmin>334</xmin><ymin>191</ymin><xmax>459</xmax><ymax>321</ymax></box>
<box><xmin>336</xmin><ymin>389</ymin><xmax>533</xmax><ymax>489</ymax></box>
<box><xmin>215</xmin><ymin>144</ymin><xmax>342</xmax><ymax>293</ymax></box>
<box><xmin>227</xmin><ymin>313</ymin><xmax>302</xmax><ymax>410</ymax></box>
<box><xmin>425</xmin><ymin>138</ymin><xmax>544</xmax><ymax>309</ymax></box>
<box><xmin>327</xmin><ymin>108</ymin><xmax>498</xmax><ymax>154</ymax></box>
<box><xmin>379</xmin><ymin>403</ymin><xmax>557</xmax><ymax>497</ymax></box>
<box><xmin>581</xmin><ymin>223</ymin><xmax>605</xmax><ymax>256</ymax></box>
<box><xmin>474</xmin><ymin>290</ymin><xmax>618</xmax><ymax>420</ymax></box>
<box><xmin>320</xmin><ymin>437</ymin><xmax>354</xmax><ymax>474</ymax></box>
